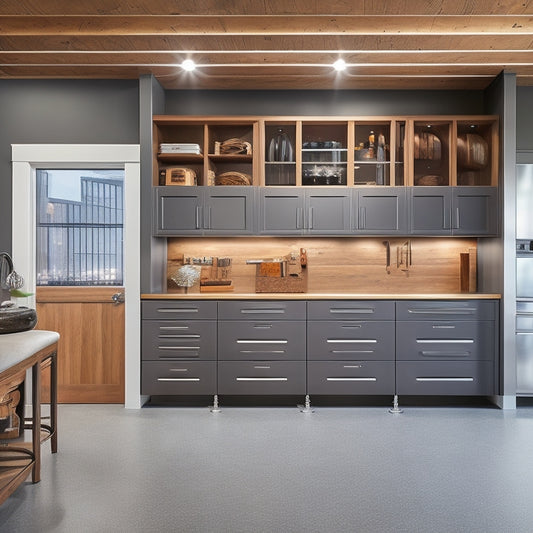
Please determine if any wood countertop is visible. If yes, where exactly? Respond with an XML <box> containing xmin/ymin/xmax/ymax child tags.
<box><xmin>141</xmin><ymin>292</ymin><xmax>501</xmax><ymax>300</ymax></box>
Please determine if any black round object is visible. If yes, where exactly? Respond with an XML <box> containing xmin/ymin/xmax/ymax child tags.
<box><xmin>0</xmin><ymin>306</ymin><xmax>37</xmax><ymax>334</ymax></box>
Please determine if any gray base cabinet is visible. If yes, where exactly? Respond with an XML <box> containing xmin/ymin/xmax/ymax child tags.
<box><xmin>395</xmin><ymin>300</ymin><xmax>498</xmax><ymax>395</ymax></box>
<box><xmin>141</xmin><ymin>298</ymin><xmax>499</xmax><ymax>401</ymax></box>
<box><xmin>307</xmin><ymin>300</ymin><xmax>396</xmax><ymax>395</ymax></box>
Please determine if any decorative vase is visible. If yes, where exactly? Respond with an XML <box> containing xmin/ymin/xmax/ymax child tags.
<box><xmin>267</xmin><ymin>129</ymin><xmax>294</xmax><ymax>162</ymax></box>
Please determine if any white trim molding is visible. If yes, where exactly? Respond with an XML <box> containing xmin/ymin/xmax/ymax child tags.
<box><xmin>12</xmin><ymin>144</ymin><xmax>143</xmax><ymax>409</ymax></box>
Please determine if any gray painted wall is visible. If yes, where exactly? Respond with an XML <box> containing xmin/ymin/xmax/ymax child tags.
<box><xmin>0</xmin><ymin>79</ymin><xmax>139</xmax><ymax>253</ymax></box>
<box><xmin>164</xmin><ymin>89</ymin><xmax>486</xmax><ymax>116</ymax></box>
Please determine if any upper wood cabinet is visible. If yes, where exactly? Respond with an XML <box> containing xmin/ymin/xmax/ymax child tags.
<box><xmin>152</xmin><ymin>114</ymin><xmax>499</xmax><ymax>191</ymax></box>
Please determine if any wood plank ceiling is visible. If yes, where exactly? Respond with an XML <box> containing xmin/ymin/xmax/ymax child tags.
<box><xmin>1</xmin><ymin>1</ymin><xmax>533</xmax><ymax>90</ymax></box>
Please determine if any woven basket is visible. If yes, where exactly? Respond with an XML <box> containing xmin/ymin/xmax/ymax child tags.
<box><xmin>215</xmin><ymin>172</ymin><xmax>252</xmax><ymax>186</ymax></box>
<box><xmin>218</xmin><ymin>138</ymin><xmax>252</xmax><ymax>155</ymax></box>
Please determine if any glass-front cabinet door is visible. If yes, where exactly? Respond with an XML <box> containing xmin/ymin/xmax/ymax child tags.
<box><xmin>301</xmin><ymin>122</ymin><xmax>348</xmax><ymax>186</ymax></box>
<box><xmin>413</xmin><ymin>120</ymin><xmax>451</xmax><ymax>187</ymax></box>
<box><xmin>264</xmin><ymin>121</ymin><xmax>297</xmax><ymax>186</ymax></box>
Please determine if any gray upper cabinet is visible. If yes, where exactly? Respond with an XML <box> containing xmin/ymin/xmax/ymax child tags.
<box><xmin>409</xmin><ymin>186</ymin><xmax>497</xmax><ymax>236</ymax></box>
<box><xmin>409</xmin><ymin>186</ymin><xmax>451</xmax><ymax>235</ymax></box>
<box><xmin>153</xmin><ymin>186</ymin><xmax>255</xmax><ymax>236</ymax></box>
<box><xmin>452</xmin><ymin>187</ymin><xmax>498</xmax><ymax>236</ymax></box>
<box><xmin>355</xmin><ymin>187</ymin><xmax>408</xmax><ymax>234</ymax></box>
<box><xmin>259</xmin><ymin>187</ymin><xmax>351</xmax><ymax>235</ymax></box>
<box><xmin>259</xmin><ymin>188</ymin><xmax>305</xmax><ymax>234</ymax></box>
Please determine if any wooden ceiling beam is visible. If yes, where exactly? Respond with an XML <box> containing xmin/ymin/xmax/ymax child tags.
<box><xmin>2</xmin><ymin>15</ymin><xmax>533</xmax><ymax>36</ymax></box>
<box><xmin>1</xmin><ymin>0</ymin><xmax>532</xmax><ymax>16</ymax></box>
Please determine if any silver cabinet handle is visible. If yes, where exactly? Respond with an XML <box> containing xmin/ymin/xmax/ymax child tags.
<box><xmin>241</xmin><ymin>309</ymin><xmax>285</xmax><ymax>314</ymax></box>
<box><xmin>157</xmin><ymin>377</ymin><xmax>200</xmax><ymax>382</ymax></box>
<box><xmin>416</xmin><ymin>377</ymin><xmax>474</xmax><ymax>382</ymax></box>
<box><xmin>237</xmin><ymin>339</ymin><xmax>288</xmax><ymax>344</ymax></box>
<box><xmin>158</xmin><ymin>346</ymin><xmax>200</xmax><ymax>350</ymax></box>
<box><xmin>327</xmin><ymin>339</ymin><xmax>377</xmax><ymax>344</ymax></box>
<box><xmin>159</xmin><ymin>326</ymin><xmax>190</xmax><ymax>330</ymax></box>
<box><xmin>158</xmin><ymin>334</ymin><xmax>200</xmax><ymax>339</ymax></box>
<box><xmin>157</xmin><ymin>308</ymin><xmax>199</xmax><ymax>313</ymax></box>
<box><xmin>254</xmin><ymin>365</ymin><xmax>271</xmax><ymax>369</ymax></box>
<box><xmin>407</xmin><ymin>308</ymin><xmax>476</xmax><ymax>315</ymax></box>
<box><xmin>343</xmin><ymin>365</ymin><xmax>363</xmax><ymax>368</ymax></box>
<box><xmin>253</xmin><ymin>324</ymin><xmax>273</xmax><ymax>329</ymax></box>
<box><xmin>195</xmin><ymin>206</ymin><xmax>202</xmax><ymax>229</ymax></box>
<box><xmin>239</xmin><ymin>350</ymin><xmax>286</xmax><ymax>354</ymax></box>
<box><xmin>359</xmin><ymin>206</ymin><xmax>366</xmax><ymax>229</ymax></box>
<box><xmin>432</xmin><ymin>325</ymin><xmax>456</xmax><ymax>329</ymax></box>
<box><xmin>236</xmin><ymin>377</ymin><xmax>288</xmax><ymax>382</ymax></box>
<box><xmin>308</xmin><ymin>207</ymin><xmax>314</xmax><ymax>229</ymax></box>
<box><xmin>420</xmin><ymin>351</ymin><xmax>471</xmax><ymax>357</ymax></box>
<box><xmin>326</xmin><ymin>377</ymin><xmax>377</xmax><ymax>382</ymax></box>
<box><xmin>330</xmin><ymin>308</ymin><xmax>375</xmax><ymax>314</ymax></box>
<box><xmin>454</xmin><ymin>207</ymin><xmax>460</xmax><ymax>229</ymax></box>
<box><xmin>331</xmin><ymin>350</ymin><xmax>374</xmax><ymax>354</ymax></box>
<box><xmin>416</xmin><ymin>339</ymin><xmax>474</xmax><ymax>344</ymax></box>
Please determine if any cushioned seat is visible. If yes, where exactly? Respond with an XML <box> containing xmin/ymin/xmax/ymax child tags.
<box><xmin>0</xmin><ymin>330</ymin><xmax>60</xmax><ymax>373</ymax></box>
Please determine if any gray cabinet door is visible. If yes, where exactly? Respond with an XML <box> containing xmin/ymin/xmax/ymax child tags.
<box><xmin>355</xmin><ymin>187</ymin><xmax>408</xmax><ymax>234</ymax></box>
<box><xmin>204</xmin><ymin>186</ymin><xmax>255</xmax><ymax>235</ymax></box>
<box><xmin>396</xmin><ymin>361</ymin><xmax>495</xmax><ymax>395</ymax></box>
<box><xmin>409</xmin><ymin>186</ymin><xmax>451</xmax><ymax>235</ymax></box>
<box><xmin>452</xmin><ymin>187</ymin><xmax>498</xmax><ymax>236</ymax></box>
<box><xmin>218</xmin><ymin>320</ymin><xmax>306</xmax><ymax>360</ymax></box>
<box><xmin>307</xmin><ymin>321</ymin><xmax>395</xmax><ymax>361</ymax></box>
<box><xmin>153</xmin><ymin>187</ymin><xmax>203</xmax><ymax>236</ymax></box>
<box><xmin>259</xmin><ymin>188</ymin><xmax>305</xmax><ymax>234</ymax></box>
<box><xmin>306</xmin><ymin>189</ymin><xmax>351</xmax><ymax>234</ymax></box>
<box><xmin>218</xmin><ymin>361</ymin><xmax>306</xmax><ymax>395</ymax></box>
<box><xmin>307</xmin><ymin>361</ymin><xmax>395</xmax><ymax>395</ymax></box>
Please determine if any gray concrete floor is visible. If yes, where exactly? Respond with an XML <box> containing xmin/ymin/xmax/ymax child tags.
<box><xmin>1</xmin><ymin>401</ymin><xmax>533</xmax><ymax>533</ymax></box>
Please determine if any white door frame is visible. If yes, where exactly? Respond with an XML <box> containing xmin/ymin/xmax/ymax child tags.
<box><xmin>11</xmin><ymin>144</ymin><xmax>143</xmax><ymax>409</ymax></box>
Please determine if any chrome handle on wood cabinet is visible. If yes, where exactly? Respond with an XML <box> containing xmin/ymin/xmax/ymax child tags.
<box><xmin>111</xmin><ymin>292</ymin><xmax>125</xmax><ymax>304</ymax></box>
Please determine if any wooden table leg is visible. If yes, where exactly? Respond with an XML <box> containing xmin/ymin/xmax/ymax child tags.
<box><xmin>31</xmin><ymin>361</ymin><xmax>41</xmax><ymax>483</ymax></box>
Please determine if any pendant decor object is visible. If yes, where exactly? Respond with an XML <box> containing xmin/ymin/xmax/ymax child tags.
<box><xmin>268</xmin><ymin>129</ymin><xmax>294</xmax><ymax>162</ymax></box>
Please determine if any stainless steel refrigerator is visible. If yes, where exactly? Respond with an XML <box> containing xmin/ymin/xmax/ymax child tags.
<box><xmin>516</xmin><ymin>164</ymin><xmax>533</xmax><ymax>395</ymax></box>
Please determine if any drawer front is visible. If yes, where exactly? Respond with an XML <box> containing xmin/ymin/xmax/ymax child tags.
<box><xmin>396</xmin><ymin>300</ymin><xmax>496</xmax><ymax>321</ymax></box>
<box><xmin>218</xmin><ymin>361</ymin><xmax>306</xmax><ymax>395</ymax></box>
<box><xmin>142</xmin><ymin>361</ymin><xmax>216</xmax><ymax>395</ymax></box>
<box><xmin>396</xmin><ymin>361</ymin><xmax>495</xmax><ymax>395</ymax></box>
<box><xmin>308</xmin><ymin>300</ymin><xmax>395</xmax><ymax>321</ymax></box>
<box><xmin>218</xmin><ymin>321</ymin><xmax>305</xmax><ymax>361</ymax></box>
<box><xmin>142</xmin><ymin>321</ymin><xmax>216</xmax><ymax>361</ymax></box>
<box><xmin>218</xmin><ymin>301</ymin><xmax>306</xmax><ymax>321</ymax></box>
<box><xmin>307</xmin><ymin>321</ymin><xmax>395</xmax><ymax>361</ymax></box>
<box><xmin>396</xmin><ymin>321</ymin><xmax>494</xmax><ymax>361</ymax></box>
<box><xmin>142</xmin><ymin>300</ymin><xmax>217</xmax><ymax>320</ymax></box>
<box><xmin>307</xmin><ymin>361</ymin><xmax>395</xmax><ymax>395</ymax></box>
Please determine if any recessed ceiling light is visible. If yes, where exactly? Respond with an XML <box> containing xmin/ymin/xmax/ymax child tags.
<box><xmin>181</xmin><ymin>59</ymin><xmax>196</xmax><ymax>72</ymax></box>
<box><xmin>333</xmin><ymin>59</ymin><xmax>347</xmax><ymax>72</ymax></box>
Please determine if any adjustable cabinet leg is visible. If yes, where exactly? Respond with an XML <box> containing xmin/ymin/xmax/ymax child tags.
<box><xmin>389</xmin><ymin>394</ymin><xmax>403</xmax><ymax>414</ymax></box>
<box><xmin>210</xmin><ymin>394</ymin><xmax>221</xmax><ymax>413</ymax></box>
<box><xmin>299</xmin><ymin>394</ymin><xmax>314</xmax><ymax>413</ymax></box>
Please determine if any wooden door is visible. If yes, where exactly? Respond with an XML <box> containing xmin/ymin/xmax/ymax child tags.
<box><xmin>36</xmin><ymin>286</ymin><xmax>124</xmax><ymax>403</ymax></box>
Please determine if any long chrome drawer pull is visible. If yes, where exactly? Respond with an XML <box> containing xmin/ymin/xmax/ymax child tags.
<box><xmin>327</xmin><ymin>339</ymin><xmax>377</xmax><ymax>344</ymax></box>
<box><xmin>407</xmin><ymin>309</ymin><xmax>476</xmax><ymax>315</ymax></box>
<box><xmin>157</xmin><ymin>308</ymin><xmax>199</xmax><ymax>313</ymax></box>
<box><xmin>415</xmin><ymin>377</ymin><xmax>474</xmax><ymax>382</ymax></box>
<box><xmin>158</xmin><ymin>346</ymin><xmax>200</xmax><ymax>350</ymax></box>
<box><xmin>416</xmin><ymin>339</ymin><xmax>474</xmax><ymax>344</ymax></box>
<box><xmin>253</xmin><ymin>324</ymin><xmax>272</xmax><ymax>329</ymax></box>
<box><xmin>158</xmin><ymin>334</ymin><xmax>201</xmax><ymax>339</ymax></box>
<box><xmin>343</xmin><ymin>365</ymin><xmax>363</xmax><ymax>368</ymax></box>
<box><xmin>169</xmin><ymin>368</ymin><xmax>189</xmax><ymax>372</ymax></box>
<box><xmin>341</xmin><ymin>324</ymin><xmax>362</xmax><ymax>328</ymax></box>
<box><xmin>157</xmin><ymin>378</ymin><xmax>200</xmax><ymax>382</ymax></box>
<box><xmin>420</xmin><ymin>351</ymin><xmax>471</xmax><ymax>357</ymax></box>
<box><xmin>239</xmin><ymin>350</ymin><xmax>286</xmax><ymax>354</ymax></box>
<box><xmin>327</xmin><ymin>377</ymin><xmax>377</xmax><ymax>382</ymax></box>
<box><xmin>241</xmin><ymin>309</ymin><xmax>285</xmax><ymax>314</ymax></box>
<box><xmin>330</xmin><ymin>309</ymin><xmax>374</xmax><ymax>314</ymax></box>
<box><xmin>237</xmin><ymin>340</ymin><xmax>288</xmax><ymax>344</ymax></box>
<box><xmin>159</xmin><ymin>326</ymin><xmax>190</xmax><ymax>330</ymax></box>
<box><xmin>432</xmin><ymin>325</ymin><xmax>456</xmax><ymax>329</ymax></box>
<box><xmin>254</xmin><ymin>366</ymin><xmax>271</xmax><ymax>369</ymax></box>
<box><xmin>331</xmin><ymin>350</ymin><xmax>374</xmax><ymax>354</ymax></box>
<box><xmin>236</xmin><ymin>377</ymin><xmax>288</xmax><ymax>382</ymax></box>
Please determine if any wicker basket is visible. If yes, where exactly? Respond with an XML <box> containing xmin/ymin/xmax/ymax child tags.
<box><xmin>215</xmin><ymin>138</ymin><xmax>252</xmax><ymax>155</ymax></box>
<box><xmin>215</xmin><ymin>172</ymin><xmax>252</xmax><ymax>186</ymax></box>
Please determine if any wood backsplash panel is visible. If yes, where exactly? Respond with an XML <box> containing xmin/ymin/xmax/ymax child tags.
<box><xmin>166</xmin><ymin>237</ymin><xmax>477</xmax><ymax>294</ymax></box>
